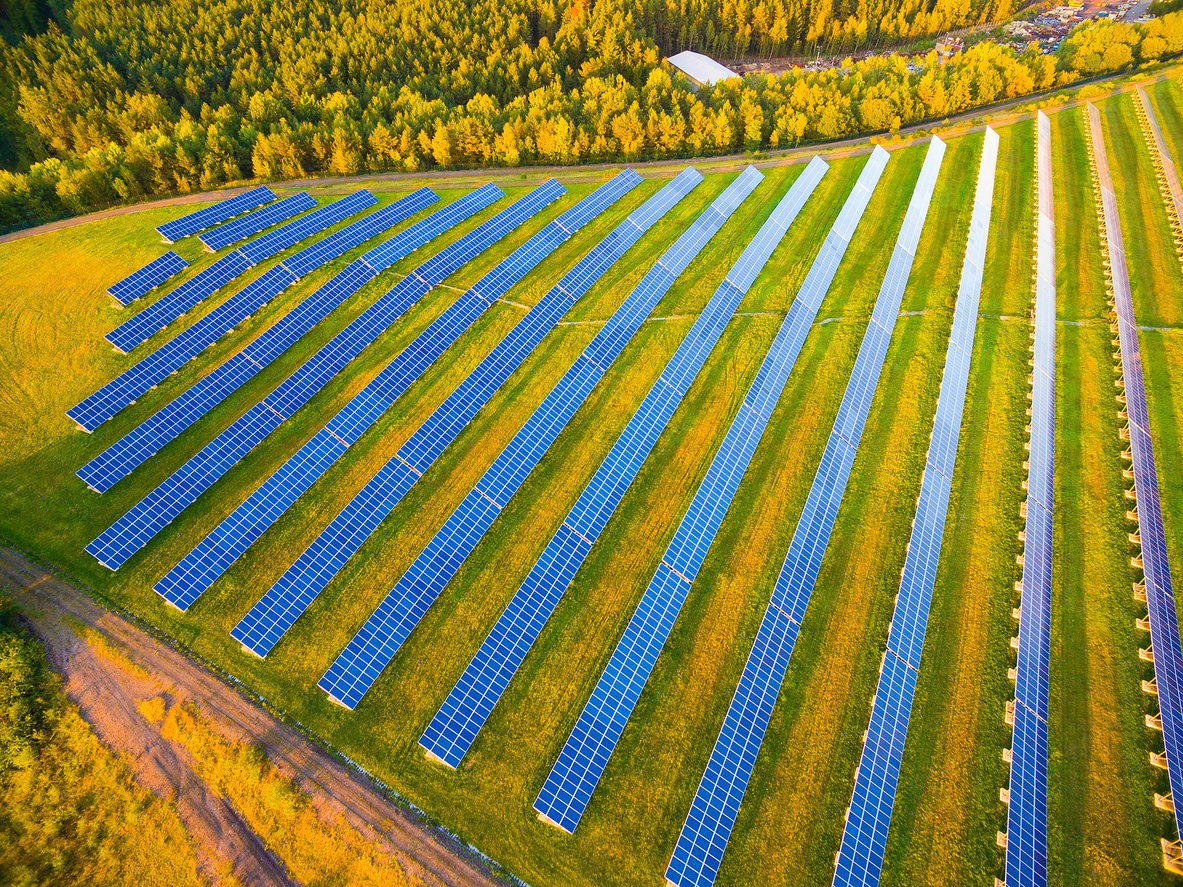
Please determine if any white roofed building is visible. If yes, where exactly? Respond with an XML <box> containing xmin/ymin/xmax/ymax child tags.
<box><xmin>665</xmin><ymin>51</ymin><xmax>739</xmax><ymax>88</ymax></box>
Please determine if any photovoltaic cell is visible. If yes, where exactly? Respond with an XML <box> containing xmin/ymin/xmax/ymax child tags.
<box><xmin>527</xmin><ymin>149</ymin><xmax>890</xmax><ymax>834</ymax></box>
<box><xmin>153</xmin><ymin>178</ymin><xmax>624</xmax><ymax>608</ymax></box>
<box><xmin>833</xmin><ymin>129</ymin><xmax>998</xmax><ymax>887</ymax></box>
<box><xmin>69</xmin><ymin>191</ymin><xmax>378</xmax><ymax>431</ymax></box>
<box><xmin>418</xmin><ymin>160</ymin><xmax>827</xmax><ymax>781</ymax></box>
<box><xmin>1087</xmin><ymin>102</ymin><xmax>1183</xmax><ymax>864</ymax></box>
<box><xmin>108</xmin><ymin>252</ymin><xmax>189</xmax><ymax>306</ymax></box>
<box><xmin>666</xmin><ymin>138</ymin><xmax>947</xmax><ymax>887</ymax></box>
<box><xmin>84</xmin><ymin>183</ymin><xmax>525</xmax><ymax>575</ymax></box>
<box><xmin>315</xmin><ymin>166</ymin><xmax>763</xmax><ymax>712</ymax></box>
<box><xmin>156</xmin><ymin>186</ymin><xmax>275</xmax><ymax>242</ymax></box>
<box><xmin>231</xmin><ymin>170</ymin><xmax>706</xmax><ymax>658</ymax></box>
<box><xmin>198</xmin><ymin>192</ymin><xmax>318</xmax><ymax>251</ymax></box>
<box><xmin>77</xmin><ymin>188</ymin><xmax>440</xmax><ymax>493</ymax></box>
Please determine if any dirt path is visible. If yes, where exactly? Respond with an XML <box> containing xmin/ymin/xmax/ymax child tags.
<box><xmin>0</xmin><ymin>67</ymin><xmax>1170</xmax><ymax>247</ymax></box>
<box><xmin>0</xmin><ymin>546</ymin><xmax>503</xmax><ymax>887</ymax></box>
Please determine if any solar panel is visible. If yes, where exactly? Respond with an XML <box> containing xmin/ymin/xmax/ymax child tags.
<box><xmin>1086</xmin><ymin>103</ymin><xmax>1183</xmax><ymax>865</ymax></box>
<box><xmin>524</xmin><ymin>149</ymin><xmax>890</xmax><ymax>833</ymax></box>
<box><xmin>156</xmin><ymin>186</ymin><xmax>275</xmax><ymax>242</ymax></box>
<box><xmin>229</xmin><ymin>171</ymin><xmax>709</xmax><ymax>658</ymax></box>
<box><xmin>314</xmin><ymin>165</ymin><xmax>763</xmax><ymax>712</ymax></box>
<box><xmin>1135</xmin><ymin>86</ymin><xmax>1183</xmax><ymax>256</ymax></box>
<box><xmin>76</xmin><ymin>188</ymin><xmax>440</xmax><ymax>493</ymax></box>
<box><xmin>419</xmin><ymin>161</ymin><xmax>828</xmax><ymax>777</ymax></box>
<box><xmin>70</xmin><ymin>191</ymin><xmax>378</xmax><ymax>431</ymax></box>
<box><xmin>833</xmin><ymin>129</ymin><xmax>998</xmax><ymax>887</ymax></box>
<box><xmin>154</xmin><ymin>177</ymin><xmax>627</xmax><ymax>607</ymax></box>
<box><xmin>103</xmin><ymin>190</ymin><xmax>377</xmax><ymax>356</ymax></box>
<box><xmin>197</xmin><ymin>192</ymin><xmax>319</xmax><ymax>251</ymax></box>
<box><xmin>107</xmin><ymin>251</ymin><xmax>189</xmax><ymax>306</ymax></box>
<box><xmin>82</xmin><ymin>185</ymin><xmax>521</xmax><ymax>574</ymax></box>
<box><xmin>666</xmin><ymin>138</ymin><xmax>947</xmax><ymax>887</ymax></box>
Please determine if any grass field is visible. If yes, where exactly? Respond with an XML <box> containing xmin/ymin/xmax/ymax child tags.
<box><xmin>1</xmin><ymin>73</ymin><xmax>1183</xmax><ymax>887</ymax></box>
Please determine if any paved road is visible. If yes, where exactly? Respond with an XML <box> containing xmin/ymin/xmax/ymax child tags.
<box><xmin>0</xmin><ymin>546</ymin><xmax>503</xmax><ymax>887</ymax></box>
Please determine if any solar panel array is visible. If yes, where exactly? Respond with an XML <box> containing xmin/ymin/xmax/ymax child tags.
<box><xmin>152</xmin><ymin>178</ymin><xmax>629</xmax><ymax>608</ymax></box>
<box><xmin>85</xmin><ymin>182</ymin><xmax>548</xmax><ymax>576</ymax></box>
<box><xmin>526</xmin><ymin>148</ymin><xmax>890</xmax><ymax>834</ymax></box>
<box><xmin>1135</xmin><ymin>86</ymin><xmax>1183</xmax><ymax>259</ymax></box>
<box><xmin>1087</xmin><ymin>102</ymin><xmax>1183</xmax><ymax>854</ymax></box>
<box><xmin>101</xmin><ymin>190</ymin><xmax>377</xmax><ymax>357</ymax></box>
<box><xmin>230</xmin><ymin>170</ymin><xmax>706</xmax><ymax>658</ymax></box>
<box><xmin>103</xmin><ymin>251</ymin><xmax>255</xmax><ymax>355</ymax></box>
<box><xmin>998</xmin><ymin>112</ymin><xmax>1056</xmax><ymax>887</ymax></box>
<box><xmin>107</xmin><ymin>251</ymin><xmax>189</xmax><ymax>306</ymax></box>
<box><xmin>315</xmin><ymin>166</ymin><xmax>763</xmax><ymax>711</ymax></box>
<box><xmin>197</xmin><ymin>192</ymin><xmax>319</xmax><ymax>251</ymax></box>
<box><xmin>420</xmin><ymin>161</ymin><xmax>825</xmax><ymax>779</ymax></box>
<box><xmin>77</xmin><ymin>187</ymin><xmax>441</xmax><ymax>493</ymax></box>
<box><xmin>69</xmin><ymin>190</ymin><xmax>379</xmax><ymax>432</ymax></box>
<box><xmin>156</xmin><ymin>186</ymin><xmax>275</xmax><ymax>242</ymax></box>
<box><xmin>832</xmin><ymin>129</ymin><xmax>998</xmax><ymax>887</ymax></box>
<box><xmin>666</xmin><ymin>137</ymin><xmax>947</xmax><ymax>887</ymax></box>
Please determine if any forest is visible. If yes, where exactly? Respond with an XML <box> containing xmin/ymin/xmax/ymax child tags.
<box><xmin>0</xmin><ymin>0</ymin><xmax>1180</xmax><ymax>231</ymax></box>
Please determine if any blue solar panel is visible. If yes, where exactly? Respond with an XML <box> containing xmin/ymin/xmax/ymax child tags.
<box><xmin>83</xmin><ymin>184</ymin><xmax>520</xmax><ymax>574</ymax></box>
<box><xmin>833</xmin><ymin>130</ymin><xmax>998</xmax><ymax>887</ymax></box>
<box><xmin>315</xmin><ymin>166</ymin><xmax>764</xmax><ymax>712</ymax></box>
<box><xmin>230</xmin><ymin>171</ymin><xmax>709</xmax><ymax>658</ymax></box>
<box><xmin>154</xmin><ymin>178</ymin><xmax>626</xmax><ymax>607</ymax></box>
<box><xmin>1086</xmin><ymin>102</ymin><xmax>1183</xmax><ymax>868</ymax></box>
<box><xmin>76</xmin><ymin>189</ymin><xmax>440</xmax><ymax>493</ymax></box>
<box><xmin>198</xmin><ymin>193</ymin><xmax>319</xmax><ymax>251</ymax></box>
<box><xmin>665</xmin><ymin>138</ymin><xmax>947</xmax><ymax>887</ymax></box>
<box><xmin>70</xmin><ymin>191</ymin><xmax>378</xmax><ymax>431</ymax></box>
<box><xmin>108</xmin><ymin>252</ymin><xmax>189</xmax><ymax>306</ymax></box>
<box><xmin>420</xmin><ymin>161</ymin><xmax>830</xmax><ymax>775</ymax></box>
<box><xmin>525</xmin><ymin>149</ymin><xmax>890</xmax><ymax>831</ymax></box>
<box><xmin>101</xmin><ymin>191</ymin><xmax>376</xmax><ymax>358</ymax></box>
<box><xmin>156</xmin><ymin>186</ymin><xmax>275</xmax><ymax>242</ymax></box>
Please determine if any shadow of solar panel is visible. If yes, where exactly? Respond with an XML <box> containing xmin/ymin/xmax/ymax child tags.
<box><xmin>156</xmin><ymin>186</ymin><xmax>275</xmax><ymax>242</ymax></box>
<box><xmin>667</xmin><ymin>138</ymin><xmax>946</xmax><ymax>887</ymax></box>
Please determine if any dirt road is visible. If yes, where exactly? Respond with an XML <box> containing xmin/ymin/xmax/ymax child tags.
<box><xmin>0</xmin><ymin>546</ymin><xmax>504</xmax><ymax>887</ymax></box>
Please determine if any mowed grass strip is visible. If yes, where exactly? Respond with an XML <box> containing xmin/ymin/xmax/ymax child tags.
<box><xmin>881</xmin><ymin>119</ymin><xmax>1035</xmax><ymax>887</ymax></box>
<box><xmin>1049</xmin><ymin>104</ymin><xmax>1167</xmax><ymax>886</ymax></box>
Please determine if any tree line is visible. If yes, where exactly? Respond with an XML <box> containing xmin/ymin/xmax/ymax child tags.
<box><xmin>0</xmin><ymin>0</ymin><xmax>1180</xmax><ymax>232</ymax></box>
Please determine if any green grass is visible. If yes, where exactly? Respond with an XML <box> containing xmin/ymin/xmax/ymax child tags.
<box><xmin>0</xmin><ymin>91</ymin><xmax>1180</xmax><ymax>886</ymax></box>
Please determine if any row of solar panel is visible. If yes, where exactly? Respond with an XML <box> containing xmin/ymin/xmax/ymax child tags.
<box><xmin>1087</xmin><ymin>102</ymin><xmax>1183</xmax><ymax>859</ymax></box>
<box><xmin>1000</xmin><ymin>110</ymin><xmax>1057</xmax><ymax>887</ymax></box>
<box><xmin>832</xmin><ymin>128</ymin><xmax>999</xmax><ymax>887</ymax></box>
<box><xmin>85</xmin><ymin>182</ymin><xmax>562</xmax><ymax>574</ymax></box>
<box><xmin>71</xmin><ymin>190</ymin><xmax>382</xmax><ymax>430</ymax></box>
<box><xmin>666</xmin><ymin>137</ymin><xmax>947</xmax><ymax>887</ymax></box>
<box><xmin>156</xmin><ymin>186</ymin><xmax>275</xmax><ymax>242</ymax></box>
<box><xmin>78</xmin><ymin>187</ymin><xmax>445</xmax><ymax>492</ymax></box>
<box><xmin>315</xmin><ymin>167</ymin><xmax>767</xmax><ymax>711</ymax></box>
<box><xmin>230</xmin><ymin>168</ymin><xmax>703</xmax><ymax>658</ymax></box>
<box><xmin>1136</xmin><ymin>87</ymin><xmax>1183</xmax><ymax>243</ymax></box>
